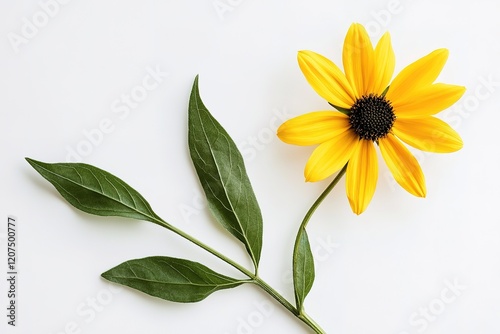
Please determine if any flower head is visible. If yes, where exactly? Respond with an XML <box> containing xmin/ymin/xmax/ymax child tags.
<box><xmin>278</xmin><ymin>23</ymin><xmax>465</xmax><ymax>215</ymax></box>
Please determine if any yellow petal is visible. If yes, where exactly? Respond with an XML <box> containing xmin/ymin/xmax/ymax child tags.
<box><xmin>346</xmin><ymin>139</ymin><xmax>378</xmax><ymax>215</ymax></box>
<box><xmin>298</xmin><ymin>50</ymin><xmax>356</xmax><ymax>109</ymax></box>
<box><xmin>305</xmin><ymin>130</ymin><xmax>359</xmax><ymax>182</ymax></box>
<box><xmin>372</xmin><ymin>32</ymin><xmax>395</xmax><ymax>95</ymax></box>
<box><xmin>387</xmin><ymin>49</ymin><xmax>449</xmax><ymax>103</ymax></box>
<box><xmin>277</xmin><ymin>111</ymin><xmax>351</xmax><ymax>146</ymax></box>
<box><xmin>392</xmin><ymin>84</ymin><xmax>466</xmax><ymax>117</ymax></box>
<box><xmin>393</xmin><ymin>117</ymin><xmax>463</xmax><ymax>153</ymax></box>
<box><xmin>379</xmin><ymin>134</ymin><xmax>426</xmax><ymax>197</ymax></box>
<box><xmin>342</xmin><ymin>23</ymin><xmax>375</xmax><ymax>97</ymax></box>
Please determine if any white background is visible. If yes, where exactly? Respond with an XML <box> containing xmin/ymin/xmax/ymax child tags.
<box><xmin>1</xmin><ymin>0</ymin><xmax>499</xmax><ymax>333</ymax></box>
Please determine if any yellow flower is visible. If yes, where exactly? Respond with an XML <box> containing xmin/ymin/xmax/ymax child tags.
<box><xmin>277</xmin><ymin>23</ymin><xmax>465</xmax><ymax>215</ymax></box>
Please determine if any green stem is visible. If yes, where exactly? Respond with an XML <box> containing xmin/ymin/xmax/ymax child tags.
<box><xmin>252</xmin><ymin>277</ymin><xmax>325</xmax><ymax>333</ymax></box>
<box><xmin>156</xmin><ymin>218</ymin><xmax>254</xmax><ymax>277</ymax></box>
<box><xmin>292</xmin><ymin>164</ymin><xmax>348</xmax><ymax>314</ymax></box>
<box><xmin>296</xmin><ymin>164</ymin><xmax>348</xmax><ymax>234</ymax></box>
<box><xmin>300</xmin><ymin>312</ymin><xmax>327</xmax><ymax>334</ymax></box>
<box><xmin>151</xmin><ymin>216</ymin><xmax>325</xmax><ymax>333</ymax></box>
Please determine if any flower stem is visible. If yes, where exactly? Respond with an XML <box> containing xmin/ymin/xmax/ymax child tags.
<box><xmin>151</xmin><ymin>216</ymin><xmax>325</xmax><ymax>333</ymax></box>
<box><xmin>296</xmin><ymin>164</ymin><xmax>348</xmax><ymax>233</ymax></box>
<box><xmin>291</xmin><ymin>164</ymin><xmax>348</xmax><ymax>320</ymax></box>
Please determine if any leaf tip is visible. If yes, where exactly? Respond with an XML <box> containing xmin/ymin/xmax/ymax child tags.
<box><xmin>25</xmin><ymin>157</ymin><xmax>41</xmax><ymax>169</ymax></box>
<box><xmin>100</xmin><ymin>271</ymin><xmax>112</xmax><ymax>281</ymax></box>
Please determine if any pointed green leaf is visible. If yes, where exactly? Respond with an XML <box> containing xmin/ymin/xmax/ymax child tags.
<box><xmin>381</xmin><ymin>85</ymin><xmax>390</xmax><ymax>97</ymax></box>
<box><xmin>188</xmin><ymin>76</ymin><xmax>263</xmax><ymax>269</ymax></box>
<box><xmin>328</xmin><ymin>102</ymin><xmax>351</xmax><ymax>115</ymax></box>
<box><xmin>293</xmin><ymin>229</ymin><xmax>315</xmax><ymax>311</ymax></box>
<box><xmin>102</xmin><ymin>256</ymin><xmax>244</xmax><ymax>302</ymax></box>
<box><xmin>25</xmin><ymin>158</ymin><xmax>162</xmax><ymax>224</ymax></box>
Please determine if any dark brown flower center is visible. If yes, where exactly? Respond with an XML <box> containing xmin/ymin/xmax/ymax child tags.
<box><xmin>349</xmin><ymin>94</ymin><xmax>395</xmax><ymax>141</ymax></box>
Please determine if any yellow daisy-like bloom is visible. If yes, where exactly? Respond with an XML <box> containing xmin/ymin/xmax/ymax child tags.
<box><xmin>277</xmin><ymin>23</ymin><xmax>465</xmax><ymax>215</ymax></box>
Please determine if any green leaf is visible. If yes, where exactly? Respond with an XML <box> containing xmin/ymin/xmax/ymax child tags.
<box><xmin>381</xmin><ymin>85</ymin><xmax>390</xmax><ymax>97</ymax></box>
<box><xmin>328</xmin><ymin>102</ymin><xmax>351</xmax><ymax>115</ymax></box>
<box><xmin>102</xmin><ymin>256</ymin><xmax>244</xmax><ymax>303</ymax></box>
<box><xmin>25</xmin><ymin>158</ymin><xmax>162</xmax><ymax>224</ymax></box>
<box><xmin>293</xmin><ymin>229</ymin><xmax>315</xmax><ymax>311</ymax></box>
<box><xmin>188</xmin><ymin>76</ymin><xmax>263</xmax><ymax>269</ymax></box>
